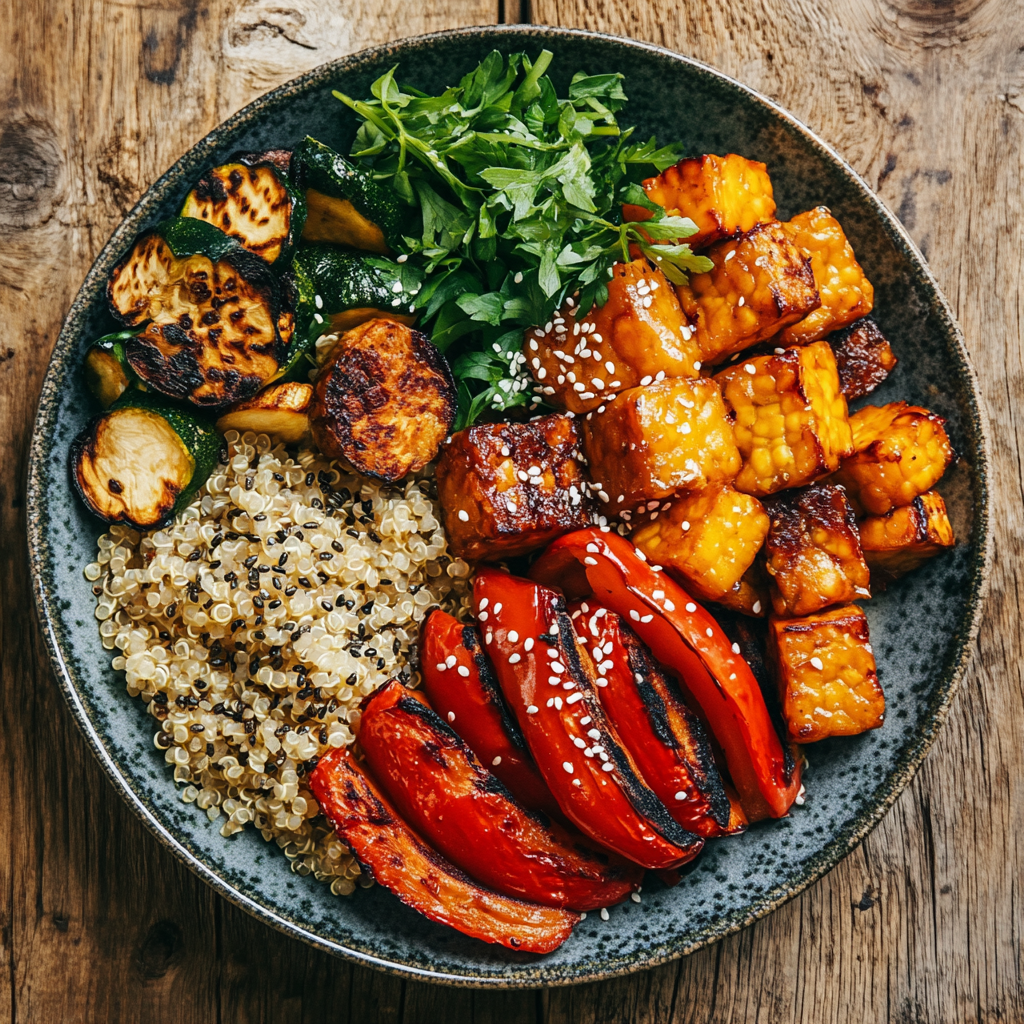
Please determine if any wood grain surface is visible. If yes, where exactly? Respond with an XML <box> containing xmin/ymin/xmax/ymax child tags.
<box><xmin>2</xmin><ymin>0</ymin><xmax>1021</xmax><ymax>1019</ymax></box>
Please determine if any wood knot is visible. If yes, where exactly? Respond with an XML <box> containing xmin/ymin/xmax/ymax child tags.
<box><xmin>136</xmin><ymin>919</ymin><xmax>184</xmax><ymax>979</ymax></box>
<box><xmin>881</xmin><ymin>0</ymin><xmax>989</xmax><ymax>46</ymax></box>
<box><xmin>0</xmin><ymin>115</ymin><xmax>64</xmax><ymax>231</ymax></box>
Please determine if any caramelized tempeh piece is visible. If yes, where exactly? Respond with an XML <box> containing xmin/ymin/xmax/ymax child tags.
<box><xmin>435</xmin><ymin>413</ymin><xmax>594</xmax><ymax>561</ymax></box>
<box><xmin>827</xmin><ymin>317</ymin><xmax>898</xmax><ymax>400</ymax></box>
<box><xmin>763</xmin><ymin>482</ymin><xmax>871</xmax><ymax>617</ymax></box>
<box><xmin>622</xmin><ymin>153</ymin><xmax>777</xmax><ymax>249</ymax></box>
<box><xmin>711</xmin><ymin>561</ymin><xmax>771</xmax><ymax>618</ymax></box>
<box><xmin>581</xmin><ymin>377</ymin><xmax>741</xmax><ymax>519</ymax></box>
<box><xmin>310</xmin><ymin>318</ymin><xmax>456</xmax><ymax>482</ymax></box>
<box><xmin>858</xmin><ymin>490</ymin><xmax>955</xmax><ymax>588</ymax></box>
<box><xmin>768</xmin><ymin>605</ymin><xmax>884</xmax><ymax>742</ymax></box>
<box><xmin>778</xmin><ymin>207</ymin><xmax>874</xmax><ymax>344</ymax></box>
<box><xmin>833</xmin><ymin>402</ymin><xmax>955</xmax><ymax>515</ymax></box>
<box><xmin>715</xmin><ymin>341</ymin><xmax>853</xmax><ymax>497</ymax></box>
<box><xmin>524</xmin><ymin>260</ymin><xmax>701</xmax><ymax>414</ymax></box>
<box><xmin>631</xmin><ymin>483</ymin><xmax>769</xmax><ymax>603</ymax></box>
<box><xmin>675</xmin><ymin>222</ymin><xmax>820</xmax><ymax>366</ymax></box>
<box><xmin>308</xmin><ymin>748</ymin><xmax>579</xmax><ymax>952</ymax></box>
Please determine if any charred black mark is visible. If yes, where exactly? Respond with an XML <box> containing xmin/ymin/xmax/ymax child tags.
<box><xmin>463</xmin><ymin>624</ymin><xmax>528</xmax><ymax>751</ymax></box>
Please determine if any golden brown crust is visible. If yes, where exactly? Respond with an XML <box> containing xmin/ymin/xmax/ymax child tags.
<box><xmin>827</xmin><ymin>317</ymin><xmax>898</xmax><ymax>400</ymax></box>
<box><xmin>858</xmin><ymin>490</ymin><xmax>955</xmax><ymax>588</ymax></box>
<box><xmin>674</xmin><ymin>221</ymin><xmax>820</xmax><ymax>366</ymax></box>
<box><xmin>435</xmin><ymin>413</ymin><xmax>594</xmax><ymax>561</ymax></box>
<box><xmin>833</xmin><ymin>402</ymin><xmax>954</xmax><ymax>515</ymax></box>
<box><xmin>524</xmin><ymin>259</ymin><xmax>701</xmax><ymax>414</ymax></box>
<box><xmin>778</xmin><ymin>207</ymin><xmax>874</xmax><ymax>344</ymax></box>
<box><xmin>580</xmin><ymin>377</ymin><xmax>741</xmax><ymax>518</ymax></box>
<box><xmin>768</xmin><ymin>604</ymin><xmax>884</xmax><ymax>742</ymax></box>
<box><xmin>631</xmin><ymin>483</ymin><xmax>769</xmax><ymax>601</ymax></box>
<box><xmin>715</xmin><ymin>341</ymin><xmax>853</xmax><ymax>497</ymax></box>
<box><xmin>763</xmin><ymin>481</ymin><xmax>871</xmax><ymax>617</ymax></box>
<box><xmin>310</xmin><ymin>318</ymin><xmax>455</xmax><ymax>482</ymax></box>
<box><xmin>622</xmin><ymin>153</ymin><xmax>777</xmax><ymax>250</ymax></box>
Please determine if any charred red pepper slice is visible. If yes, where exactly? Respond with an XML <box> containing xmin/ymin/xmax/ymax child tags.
<box><xmin>531</xmin><ymin>529</ymin><xmax>801</xmax><ymax>820</ymax></box>
<box><xmin>421</xmin><ymin>609</ymin><xmax>562</xmax><ymax>819</ymax></box>
<box><xmin>568</xmin><ymin>601</ymin><xmax>739</xmax><ymax>838</ymax></box>
<box><xmin>309</xmin><ymin>747</ymin><xmax>579</xmax><ymax>953</ymax></box>
<box><xmin>360</xmin><ymin>680</ymin><xmax>642</xmax><ymax>911</ymax></box>
<box><xmin>474</xmin><ymin>568</ymin><xmax>703</xmax><ymax>870</ymax></box>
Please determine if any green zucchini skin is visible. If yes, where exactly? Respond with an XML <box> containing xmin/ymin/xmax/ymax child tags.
<box><xmin>277</xmin><ymin>244</ymin><xmax>420</xmax><ymax>381</ymax></box>
<box><xmin>291</xmin><ymin>137</ymin><xmax>403</xmax><ymax>252</ymax></box>
<box><xmin>84</xmin><ymin>330</ymin><xmax>143</xmax><ymax>408</ymax></box>
<box><xmin>70</xmin><ymin>390</ymin><xmax>222</xmax><ymax>529</ymax></box>
<box><xmin>157</xmin><ymin>216</ymin><xmax>280</xmax><ymax>292</ymax></box>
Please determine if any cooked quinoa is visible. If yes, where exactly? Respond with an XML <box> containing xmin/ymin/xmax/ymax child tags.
<box><xmin>85</xmin><ymin>429</ymin><xmax>473</xmax><ymax>894</ymax></box>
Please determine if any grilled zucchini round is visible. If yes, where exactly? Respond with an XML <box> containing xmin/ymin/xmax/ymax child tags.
<box><xmin>181</xmin><ymin>151</ymin><xmax>306</xmax><ymax>266</ymax></box>
<box><xmin>83</xmin><ymin>330</ymin><xmax>141</xmax><ymax>408</ymax></box>
<box><xmin>108</xmin><ymin>217</ymin><xmax>290</xmax><ymax>408</ymax></box>
<box><xmin>70</xmin><ymin>390</ymin><xmax>221</xmax><ymax>529</ymax></box>
<box><xmin>215</xmin><ymin>382</ymin><xmax>313</xmax><ymax>443</ymax></box>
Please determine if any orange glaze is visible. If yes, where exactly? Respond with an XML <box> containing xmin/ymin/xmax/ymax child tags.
<box><xmin>309</xmin><ymin>748</ymin><xmax>579</xmax><ymax>953</ymax></box>
<box><xmin>359</xmin><ymin>681</ymin><xmax>642</xmax><ymax>911</ymax></box>
<box><xmin>473</xmin><ymin>568</ymin><xmax>702</xmax><ymax>870</ymax></box>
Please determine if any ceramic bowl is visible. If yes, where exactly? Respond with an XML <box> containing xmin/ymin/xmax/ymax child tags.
<box><xmin>26</xmin><ymin>25</ymin><xmax>990</xmax><ymax>987</ymax></box>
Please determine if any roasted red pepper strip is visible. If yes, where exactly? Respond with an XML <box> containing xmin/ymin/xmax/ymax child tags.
<box><xmin>474</xmin><ymin>568</ymin><xmax>703</xmax><ymax>870</ymax></box>
<box><xmin>568</xmin><ymin>601</ymin><xmax>739</xmax><ymax>838</ymax></box>
<box><xmin>530</xmin><ymin>529</ymin><xmax>801</xmax><ymax>820</ymax></box>
<box><xmin>421</xmin><ymin>609</ymin><xmax>562</xmax><ymax>819</ymax></box>
<box><xmin>309</xmin><ymin>747</ymin><xmax>579</xmax><ymax>953</ymax></box>
<box><xmin>360</xmin><ymin>680</ymin><xmax>642</xmax><ymax>911</ymax></box>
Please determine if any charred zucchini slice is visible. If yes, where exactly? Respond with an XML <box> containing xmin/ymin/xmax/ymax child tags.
<box><xmin>181</xmin><ymin>152</ymin><xmax>306</xmax><ymax>266</ymax></box>
<box><xmin>277</xmin><ymin>244</ymin><xmax>419</xmax><ymax>380</ymax></box>
<box><xmin>291</xmin><ymin>137</ymin><xmax>403</xmax><ymax>254</ymax></box>
<box><xmin>310</xmin><ymin>318</ymin><xmax>456</xmax><ymax>481</ymax></box>
<box><xmin>71</xmin><ymin>390</ymin><xmax>220</xmax><ymax>529</ymax></box>
<box><xmin>84</xmin><ymin>330</ymin><xmax>141</xmax><ymax>408</ymax></box>
<box><xmin>215</xmin><ymin>382</ymin><xmax>313</xmax><ymax>443</ymax></box>
<box><xmin>108</xmin><ymin>218</ymin><xmax>288</xmax><ymax>408</ymax></box>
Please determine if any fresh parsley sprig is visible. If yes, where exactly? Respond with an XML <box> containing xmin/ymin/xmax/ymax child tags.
<box><xmin>333</xmin><ymin>49</ymin><xmax>712</xmax><ymax>427</ymax></box>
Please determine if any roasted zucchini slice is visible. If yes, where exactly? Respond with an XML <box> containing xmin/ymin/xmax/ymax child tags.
<box><xmin>83</xmin><ymin>330</ymin><xmax>141</xmax><ymax>408</ymax></box>
<box><xmin>310</xmin><ymin>318</ymin><xmax>456</xmax><ymax>481</ymax></box>
<box><xmin>181</xmin><ymin>151</ymin><xmax>306</xmax><ymax>266</ymax></box>
<box><xmin>291</xmin><ymin>137</ymin><xmax>403</xmax><ymax>254</ymax></box>
<box><xmin>71</xmin><ymin>390</ymin><xmax>220</xmax><ymax>529</ymax></box>
<box><xmin>108</xmin><ymin>217</ymin><xmax>288</xmax><ymax>408</ymax></box>
<box><xmin>278</xmin><ymin>244</ymin><xmax>419</xmax><ymax>381</ymax></box>
<box><xmin>215</xmin><ymin>382</ymin><xmax>313</xmax><ymax>443</ymax></box>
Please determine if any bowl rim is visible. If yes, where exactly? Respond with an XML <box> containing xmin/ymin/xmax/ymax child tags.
<box><xmin>26</xmin><ymin>22</ymin><xmax>992</xmax><ymax>988</ymax></box>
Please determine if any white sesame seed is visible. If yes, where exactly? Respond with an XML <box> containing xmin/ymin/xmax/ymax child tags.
<box><xmin>478</xmin><ymin>610</ymin><xmax>489</xmax><ymax>621</ymax></box>
<box><xmin>524</xmin><ymin>638</ymin><xmax>534</xmax><ymax>652</ymax></box>
<box><xmin>479</xmin><ymin>597</ymin><xmax>489</xmax><ymax>610</ymax></box>
<box><xmin>684</xmin><ymin>602</ymin><xmax>696</xmax><ymax>613</ymax></box>
<box><xmin>725</xmin><ymin>249</ymin><xmax>736</xmax><ymax>261</ymax></box>
<box><xmin>706</xmin><ymin>628</ymin><xmax>714</xmax><ymax>638</ymax></box>
<box><xmin>810</xmin><ymin>656</ymin><xmax>824</xmax><ymax>670</ymax></box>
<box><xmin>640</xmin><ymin>614</ymin><xmax>653</xmax><ymax>623</ymax></box>
<box><xmin>562</xmin><ymin>761</ymin><xmax>574</xmax><ymax>774</ymax></box>
<box><xmin>526</xmin><ymin>705</ymin><xmax>538</xmax><ymax>714</ymax></box>
<box><xmin>508</xmin><ymin>653</ymin><xmax>521</xmax><ymax>664</ymax></box>
<box><xmin>640</xmin><ymin>375</ymin><xmax>653</xmax><ymax>386</ymax></box>
<box><xmin>448</xmin><ymin>712</ymin><xmax>456</xmax><ymax>722</ymax></box>
<box><xmin>445</xmin><ymin>655</ymin><xmax>457</xmax><ymax>668</ymax></box>
<box><xmin>629</xmin><ymin>609</ymin><xmax>640</xmax><ymax>621</ymax></box>
<box><xmin>745</xmin><ymin>363</ymin><xmax>757</xmax><ymax>374</ymax></box>
<box><xmin>664</xmin><ymin>599</ymin><xmax>675</xmax><ymax>611</ymax></box>
<box><xmin>507</xmin><ymin>630</ymin><xmax>519</xmax><ymax>643</ymax></box>
<box><xmin>457</xmin><ymin>665</ymin><xmax>470</xmax><ymax>678</ymax></box>
<box><xmin>732</xmin><ymin>642</ymin><xmax>741</xmax><ymax>654</ymax></box>
<box><xmin>753</xmin><ymin>601</ymin><xmax>762</xmax><ymax>614</ymax></box>
<box><xmin>601</xmin><ymin>762</ymin><xmax>614</xmax><ymax>773</ymax></box>
<box><xmin>554</xmin><ymin>697</ymin><xmax>562</xmax><ymax>709</ymax></box>
<box><xmin>514</xmin><ymin>271</ymin><xmax>523</xmax><ymax>283</ymax></box>
<box><xmin>435</xmin><ymin>662</ymin><xmax>447</xmax><ymax>672</ymax></box>
<box><xmin>584</xmin><ymin>556</ymin><xmax>598</xmax><ymax>566</ymax></box>
<box><xmin>492</xmin><ymin>756</ymin><xmax>502</xmax><ymax>766</ymax></box>
<box><xmin>681</xmin><ymin>521</ymin><xmax>691</xmax><ymax>532</ymax></box>
<box><xmin>566</xmin><ymin>692</ymin><xmax>583</xmax><ymax>704</ymax></box>
<box><xmin>674</xmin><ymin>791</ymin><xmax>686</xmax><ymax>800</ymax></box>
<box><xmin>631</xmin><ymin>893</ymin><xmax>641</xmax><ymax>903</ymax></box>
<box><xmin>493</xmin><ymin>602</ymin><xmax>502</xmax><ymax>613</ymax></box>
<box><xmin>458</xmin><ymin>509</ymin><xmax>469</xmax><ymax>522</ymax></box>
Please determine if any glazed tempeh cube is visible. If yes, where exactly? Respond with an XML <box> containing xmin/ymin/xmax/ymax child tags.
<box><xmin>827</xmin><ymin>317</ymin><xmax>898</xmax><ymax>401</ymax></box>
<box><xmin>435</xmin><ymin>413</ymin><xmax>594</xmax><ymax>561</ymax></box>
<box><xmin>524</xmin><ymin>260</ymin><xmax>701</xmax><ymax>414</ymax></box>
<box><xmin>622</xmin><ymin>153</ymin><xmax>777</xmax><ymax>250</ymax></box>
<box><xmin>778</xmin><ymin>207</ymin><xmax>875</xmax><ymax>344</ymax></box>
<box><xmin>833</xmin><ymin>402</ymin><xmax>954</xmax><ymax>515</ymax></box>
<box><xmin>674</xmin><ymin>222</ymin><xmax>820</xmax><ymax>366</ymax></box>
<box><xmin>858</xmin><ymin>490</ymin><xmax>955</xmax><ymax>588</ymax></box>
<box><xmin>768</xmin><ymin>604</ymin><xmax>884</xmax><ymax>742</ymax></box>
<box><xmin>712</xmin><ymin>561</ymin><xmax>770</xmax><ymax>618</ymax></box>
<box><xmin>715</xmin><ymin>341</ymin><xmax>853</xmax><ymax>497</ymax></box>
<box><xmin>763</xmin><ymin>481</ymin><xmax>871</xmax><ymax>616</ymax></box>
<box><xmin>581</xmin><ymin>378</ymin><xmax>741</xmax><ymax>517</ymax></box>
<box><xmin>631</xmin><ymin>483</ymin><xmax>769</xmax><ymax>602</ymax></box>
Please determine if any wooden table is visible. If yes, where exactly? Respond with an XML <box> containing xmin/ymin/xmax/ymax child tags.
<box><xmin>3</xmin><ymin>0</ymin><xmax>1021</xmax><ymax>1019</ymax></box>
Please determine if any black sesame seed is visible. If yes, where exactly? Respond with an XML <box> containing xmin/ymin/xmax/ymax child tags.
<box><xmin>380</xmin><ymin>579</ymin><xmax>393</xmax><ymax>586</ymax></box>
<box><xmin>318</xmin><ymin>552</ymin><xmax>333</xmax><ymax>561</ymax></box>
<box><xmin>331</xmin><ymin>540</ymin><xmax>344</xmax><ymax>553</ymax></box>
<box><xmin>319</xmin><ymin>726</ymin><xmax>328</xmax><ymax>744</ymax></box>
<box><xmin>284</xmin><ymin>587</ymin><xmax>296</xmax><ymax>597</ymax></box>
<box><xmin>209</xmin><ymin>560</ymin><xmax>221</xmax><ymax>570</ymax></box>
<box><xmin>376</xmin><ymin>658</ymin><xmax>385</xmax><ymax>670</ymax></box>
<box><xmin>298</xmin><ymin>577</ymin><xmax>312</xmax><ymax>589</ymax></box>
<box><xmin>368</xmin><ymin>531</ymin><xmax>382</xmax><ymax>544</ymax></box>
<box><xmin>272</xmin><ymin>577</ymin><xmax>282</xmax><ymax>590</ymax></box>
<box><xmin>317</xmin><ymin>571</ymin><xmax>329</xmax><ymax>582</ymax></box>
<box><xmin>187</xmin><ymin>549</ymin><xmax>202</xmax><ymax>562</ymax></box>
<box><xmin>257</xmin><ymin>564</ymin><xmax>270</xmax><ymax>573</ymax></box>
<box><xmin>245</xmin><ymin>476</ymin><xmax>254</xmax><ymax>491</ymax></box>
<box><xmin>346</xmin><ymin>529</ymin><xmax>359</xmax><ymax>538</ymax></box>
<box><xmin>361</xmin><ymin>499</ymin><xmax>373</xmax><ymax>514</ymax></box>
<box><xmin>190</xmin><ymin>723</ymin><xmax>205</xmax><ymax>733</ymax></box>
<box><xmin>321</xmin><ymin>600</ymin><xmax>334</xmax><ymax>612</ymax></box>
<box><xmin>346</xmin><ymin>673</ymin><xmax>357</xmax><ymax>685</ymax></box>
<box><xmin>159</xmin><ymin>631</ymin><xmax>171</xmax><ymax>642</ymax></box>
<box><xmin>273</xmin><ymin>473</ymin><xmax>284</xmax><ymax>482</ymax></box>
<box><xmin>360</xmin><ymin>601</ymin><xmax>375</xmax><ymax>614</ymax></box>
<box><xmin>306</xmin><ymin>473</ymin><xmax>315</xmax><ymax>486</ymax></box>
<box><xmin>254</xmin><ymin>513</ymin><xmax>267</xmax><ymax>521</ymax></box>
<box><xmin>224</xmin><ymin>572</ymin><xmax>237</xmax><ymax>582</ymax></box>
<box><xmin>206</xmin><ymin>743</ymin><xmax>215</xmax><ymax>756</ymax></box>
<box><xmin>311</xmin><ymin>498</ymin><xmax>323</xmax><ymax>509</ymax></box>
<box><xmin>244</xmin><ymin>555</ymin><xmax>258</xmax><ymax>568</ymax></box>
<box><xmin>277</xmin><ymin>552</ymin><xmax>288</xmax><ymax>567</ymax></box>
<box><xmin>303</xmin><ymin>521</ymin><xmax>318</xmax><ymax>529</ymax></box>
<box><xmin>269</xmin><ymin>600</ymin><xmax>282</xmax><ymax>610</ymax></box>
<box><xmin>297</xmin><ymin>687</ymin><xmax>313</xmax><ymax>700</ymax></box>
<box><xmin>252</xmin><ymin>596</ymin><xmax>264</xmax><ymax>609</ymax></box>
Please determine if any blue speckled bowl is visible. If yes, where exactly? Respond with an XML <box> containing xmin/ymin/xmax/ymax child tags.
<box><xmin>26</xmin><ymin>25</ymin><xmax>990</xmax><ymax>988</ymax></box>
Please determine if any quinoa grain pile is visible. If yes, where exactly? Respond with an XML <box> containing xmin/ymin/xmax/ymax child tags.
<box><xmin>86</xmin><ymin>430</ymin><xmax>472</xmax><ymax>894</ymax></box>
